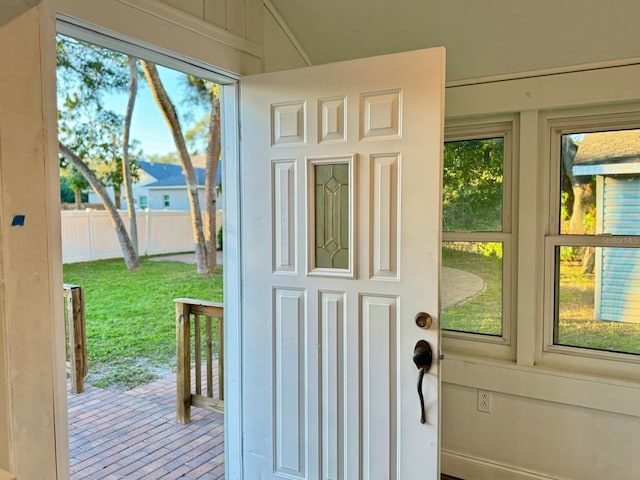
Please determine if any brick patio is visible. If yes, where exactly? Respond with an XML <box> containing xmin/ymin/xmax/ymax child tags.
<box><xmin>67</xmin><ymin>373</ymin><xmax>224</xmax><ymax>480</ymax></box>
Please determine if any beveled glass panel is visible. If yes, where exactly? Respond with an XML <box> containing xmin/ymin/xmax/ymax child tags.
<box><xmin>314</xmin><ymin>163</ymin><xmax>349</xmax><ymax>269</ymax></box>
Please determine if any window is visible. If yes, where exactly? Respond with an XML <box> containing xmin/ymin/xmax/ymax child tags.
<box><xmin>546</xmin><ymin>125</ymin><xmax>640</xmax><ymax>359</ymax></box>
<box><xmin>163</xmin><ymin>194</ymin><xmax>170</xmax><ymax>208</ymax></box>
<box><xmin>139</xmin><ymin>195</ymin><xmax>148</xmax><ymax>209</ymax></box>
<box><xmin>441</xmin><ymin>121</ymin><xmax>516</xmax><ymax>356</ymax></box>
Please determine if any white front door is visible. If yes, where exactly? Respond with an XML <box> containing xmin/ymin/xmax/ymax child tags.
<box><xmin>240</xmin><ymin>48</ymin><xmax>444</xmax><ymax>479</ymax></box>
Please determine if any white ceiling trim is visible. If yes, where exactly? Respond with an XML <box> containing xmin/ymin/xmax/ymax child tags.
<box><xmin>117</xmin><ymin>0</ymin><xmax>263</xmax><ymax>59</ymax></box>
<box><xmin>263</xmin><ymin>0</ymin><xmax>313</xmax><ymax>66</ymax></box>
<box><xmin>447</xmin><ymin>56</ymin><xmax>640</xmax><ymax>89</ymax></box>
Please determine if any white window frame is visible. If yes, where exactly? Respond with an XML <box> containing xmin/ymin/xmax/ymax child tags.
<box><xmin>442</xmin><ymin>117</ymin><xmax>518</xmax><ymax>361</ymax></box>
<box><xmin>163</xmin><ymin>194</ymin><xmax>171</xmax><ymax>208</ymax></box>
<box><xmin>540</xmin><ymin>106</ymin><xmax>640</xmax><ymax>380</ymax></box>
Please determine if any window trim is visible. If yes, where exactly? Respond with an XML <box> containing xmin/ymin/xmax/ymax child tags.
<box><xmin>540</xmin><ymin>108</ymin><xmax>640</xmax><ymax>378</ymax></box>
<box><xmin>441</xmin><ymin>118</ymin><xmax>518</xmax><ymax>361</ymax></box>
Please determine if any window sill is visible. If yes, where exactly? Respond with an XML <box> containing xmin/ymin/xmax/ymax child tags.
<box><xmin>442</xmin><ymin>353</ymin><xmax>640</xmax><ymax>418</ymax></box>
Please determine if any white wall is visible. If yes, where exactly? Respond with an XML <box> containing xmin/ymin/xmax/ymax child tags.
<box><xmin>441</xmin><ymin>64</ymin><xmax>640</xmax><ymax>480</ymax></box>
<box><xmin>0</xmin><ymin>7</ymin><xmax>65</xmax><ymax>479</ymax></box>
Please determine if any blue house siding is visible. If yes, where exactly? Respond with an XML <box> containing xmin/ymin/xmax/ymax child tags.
<box><xmin>595</xmin><ymin>176</ymin><xmax>640</xmax><ymax>322</ymax></box>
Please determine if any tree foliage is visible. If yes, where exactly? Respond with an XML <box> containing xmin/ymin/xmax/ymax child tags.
<box><xmin>57</xmin><ymin>34</ymin><xmax>140</xmax><ymax>270</ymax></box>
<box><xmin>443</xmin><ymin>138</ymin><xmax>504</xmax><ymax>231</ymax></box>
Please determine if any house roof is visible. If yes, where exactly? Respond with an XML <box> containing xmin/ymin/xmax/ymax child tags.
<box><xmin>137</xmin><ymin>160</ymin><xmax>220</xmax><ymax>188</ymax></box>
<box><xmin>137</xmin><ymin>161</ymin><xmax>184</xmax><ymax>180</ymax></box>
<box><xmin>572</xmin><ymin>130</ymin><xmax>640</xmax><ymax>177</ymax></box>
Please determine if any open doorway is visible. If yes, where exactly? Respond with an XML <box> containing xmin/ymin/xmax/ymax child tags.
<box><xmin>56</xmin><ymin>24</ymin><xmax>232</xmax><ymax>479</ymax></box>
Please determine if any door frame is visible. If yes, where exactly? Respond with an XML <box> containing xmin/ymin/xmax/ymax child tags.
<box><xmin>221</xmin><ymin>82</ymin><xmax>243</xmax><ymax>478</ymax></box>
<box><xmin>51</xmin><ymin>16</ymin><xmax>246</xmax><ymax>479</ymax></box>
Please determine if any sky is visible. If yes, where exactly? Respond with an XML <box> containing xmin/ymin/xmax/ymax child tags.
<box><xmin>103</xmin><ymin>65</ymin><xmax>209</xmax><ymax>157</ymax></box>
<box><xmin>57</xmin><ymin>35</ymin><xmax>210</xmax><ymax>159</ymax></box>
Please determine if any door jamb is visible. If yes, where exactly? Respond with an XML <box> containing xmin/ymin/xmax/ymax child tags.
<box><xmin>52</xmin><ymin>19</ymin><xmax>244</xmax><ymax>479</ymax></box>
<box><xmin>221</xmin><ymin>82</ymin><xmax>243</xmax><ymax>478</ymax></box>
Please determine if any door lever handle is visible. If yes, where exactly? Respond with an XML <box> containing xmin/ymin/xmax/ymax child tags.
<box><xmin>413</xmin><ymin>340</ymin><xmax>433</xmax><ymax>424</ymax></box>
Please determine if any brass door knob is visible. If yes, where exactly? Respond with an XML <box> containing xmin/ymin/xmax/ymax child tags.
<box><xmin>415</xmin><ymin>312</ymin><xmax>432</xmax><ymax>329</ymax></box>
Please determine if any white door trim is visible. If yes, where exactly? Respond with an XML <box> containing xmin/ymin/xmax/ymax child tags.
<box><xmin>221</xmin><ymin>82</ymin><xmax>243</xmax><ymax>478</ymax></box>
<box><xmin>52</xmin><ymin>18</ymin><xmax>243</xmax><ymax>478</ymax></box>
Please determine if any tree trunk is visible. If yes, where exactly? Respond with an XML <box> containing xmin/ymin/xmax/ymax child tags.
<box><xmin>141</xmin><ymin>60</ymin><xmax>210</xmax><ymax>274</ymax></box>
<box><xmin>569</xmin><ymin>184</ymin><xmax>586</xmax><ymax>234</ymax></box>
<box><xmin>122</xmin><ymin>56</ymin><xmax>139</xmax><ymax>255</ymax></box>
<box><xmin>562</xmin><ymin>136</ymin><xmax>596</xmax><ymax>274</ymax></box>
<box><xmin>59</xmin><ymin>142</ymin><xmax>140</xmax><ymax>271</ymax></box>
<box><xmin>113</xmin><ymin>184</ymin><xmax>122</xmax><ymax>210</ymax></box>
<box><xmin>74</xmin><ymin>189</ymin><xmax>82</xmax><ymax>209</ymax></box>
<box><xmin>204</xmin><ymin>90</ymin><xmax>221</xmax><ymax>272</ymax></box>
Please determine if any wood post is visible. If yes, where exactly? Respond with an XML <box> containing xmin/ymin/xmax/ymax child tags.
<box><xmin>64</xmin><ymin>284</ymin><xmax>87</xmax><ymax>394</ymax></box>
<box><xmin>218</xmin><ymin>314</ymin><xmax>224</xmax><ymax>401</ymax></box>
<box><xmin>174</xmin><ymin>298</ymin><xmax>224</xmax><ymax>423</ymax></box>
<box><xmin>176</xmin><ymin>301</ymin><xmax>192</xmax><ymax>424</ymax></box>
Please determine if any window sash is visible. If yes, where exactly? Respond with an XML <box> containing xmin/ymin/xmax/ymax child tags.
<box><xmin>544</xmin><ymin>115</ymin><xmax>640</xmax><ymax>366</ymax></box>
<box><xmin>441</xmin><ymin>120</ymin><xmax>516</xmax><ymax>359</ymax></box>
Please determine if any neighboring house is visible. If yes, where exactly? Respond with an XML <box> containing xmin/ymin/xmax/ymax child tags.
<box><xmin>87</xmin><ymin>160</ymin><xmax>222</xmax><ymax>210</ymax></box>
<box><xmin>572</xmin><ymin>130</ymin><xmax>640</xmax><ymax>322</ymax></box>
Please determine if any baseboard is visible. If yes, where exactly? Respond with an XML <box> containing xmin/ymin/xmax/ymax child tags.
<box><xmin>442</xmin><ymin>450</ymin><xmax>567</xmax><ymax>480</ymax></box>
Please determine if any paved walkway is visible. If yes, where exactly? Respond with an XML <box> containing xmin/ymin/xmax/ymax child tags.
<box><xmin>441</xmin><ymin>267</ymin><xmax>485</xmax><ymax>309</ymax></box>
<box><xmin>68</xmin><ymin>373</ymin><xmax>224</xmax><ymax>480</ymax></box>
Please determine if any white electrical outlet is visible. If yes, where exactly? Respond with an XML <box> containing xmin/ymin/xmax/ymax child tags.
<box><xmin>477</xmin><ymin>389</ymin><xmax>492</xmax><ymax>413</ymax></box>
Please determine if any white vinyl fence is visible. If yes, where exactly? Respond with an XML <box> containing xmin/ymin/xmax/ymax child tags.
<box><xmin>61</xmin><ymin>210</ymin><xmax>212</xmax><ymax>264</ymax></box>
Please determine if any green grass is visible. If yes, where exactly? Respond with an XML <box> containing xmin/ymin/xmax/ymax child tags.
<box><xmin>441</xmin><ymin>247</ymin><xmax>502</xmax><ymax>335</ymax></box>
<box><xmin>442</xmin><ymin>250</ymin><xmax>640</xmax><ymax>355</ymax></box>
<box><xmin>556</xmin><ymin>261</ymin><xmax>640</xmax><ymax>355</ymax></box>
<box><xmin>64</xmin><ymin>257</ymin><xmax>223</xmax><ymax>390</ymax></box>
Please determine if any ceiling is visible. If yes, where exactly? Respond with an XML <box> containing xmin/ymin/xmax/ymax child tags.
<box><xmin>269</xmin><ymin>0</ymin><xmax>640</xmax><ymax>82</ymax></box>
<box><xmin>0</xmin><ymin>0</ymin><xmax>43</xmax><ymax>27</ymax></box>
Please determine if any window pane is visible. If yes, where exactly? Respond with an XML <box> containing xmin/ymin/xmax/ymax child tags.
<box><xmin>560</xmin><ymin>130</ymin><xmax>640</xmax><ymax>235</ymax></box>
<box><xmin>441</xmin><ymin>241</ymin><xmax>503</xmax><ymax>336</ymax></box>
<box><xmin>443</xmin><ymin>138</ymin><xmax>503</xmax><ymax>231</ymax></box>
<box><xmin>314</xmin><ymin>163</ymin><xmax>349</xmax><ymax>269</ymax></box>
<box><xmin>555</xmin><ymin>246</ymin><xmax>640</xmax><ymax>354</ymax></box>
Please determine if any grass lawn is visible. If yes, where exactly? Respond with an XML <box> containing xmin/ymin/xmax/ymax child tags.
<box><xmin>64</xmin><ymin>257</ymin><xmax>223</xmax><ymax>390</ymax></box>
<box><xmin>441</xmin><ymin>249</ymin><xmax>640</xmax><ymax>355</ymax></box>
<box><xmin>441</xmin><ymin>247</ymin><xmax>502</xmax><ymax>336</ymax></box>
<box><xmin>556</xmin><ymin>261</ymin><xmax>640</xmax><ymax>355</ymax></box>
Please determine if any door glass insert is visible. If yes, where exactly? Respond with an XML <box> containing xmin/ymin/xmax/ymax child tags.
<box><xmin>313</xmin><ymin>161</ymin><xmax>350</xmax><ymax>269</ymax></box>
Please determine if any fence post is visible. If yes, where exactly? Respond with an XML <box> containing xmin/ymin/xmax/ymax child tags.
<box><xmin>86</xmin><ymin>210</ymin><xmax>95</xmax><ymax>261</ymax></box>
<box><xmin>176</xmin><ymin>301</ymin><xmax>192</xmax><ymax>424</ymax></box>
<box><xmin>65</xmin><ymin>284</ymin><xmax>87</xmax><ymax>394</ymax></box>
